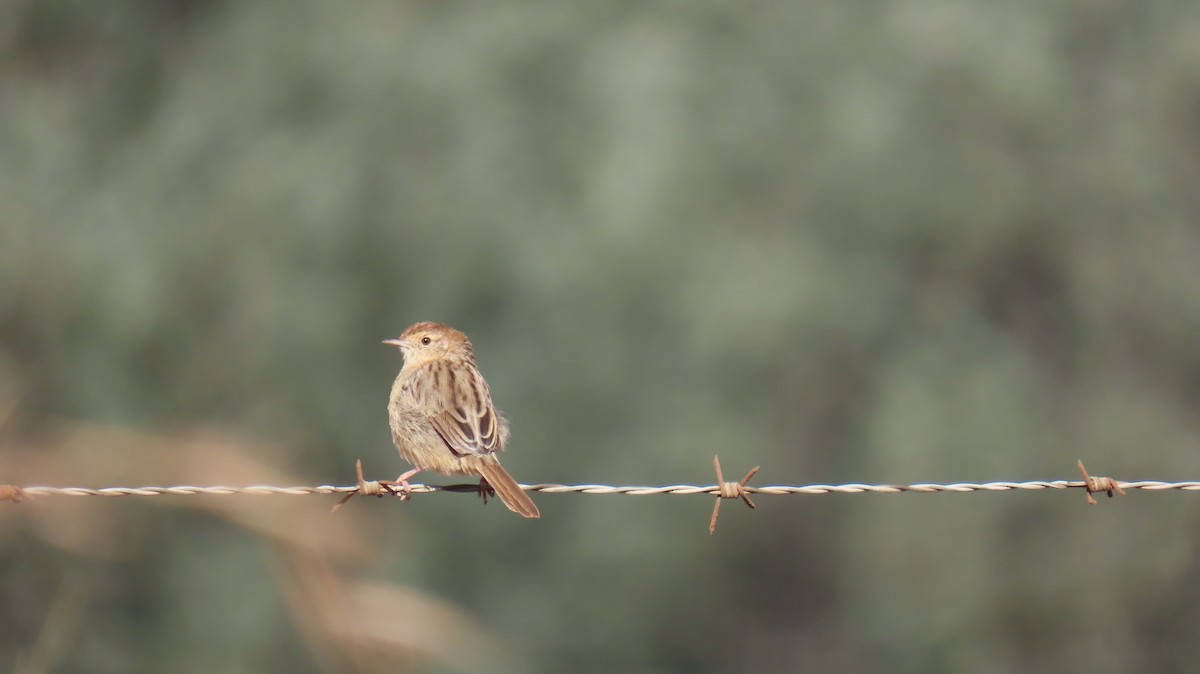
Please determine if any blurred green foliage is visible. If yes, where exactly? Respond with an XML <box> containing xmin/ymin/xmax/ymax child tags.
<box><xmin>4</xmin><ymin>0</ymin><xmax>1200</xmax><ymax>672</ymax></box>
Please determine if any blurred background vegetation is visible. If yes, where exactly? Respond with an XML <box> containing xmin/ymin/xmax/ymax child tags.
<box><xmin>3</xmin><ymin>0</ymin><xmax>1200</xmax><ymax>672</ymax></box>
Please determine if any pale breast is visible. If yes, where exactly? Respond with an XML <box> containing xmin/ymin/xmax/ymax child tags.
<box><xmin>388</xmin><ymin>371</ymin><xmax>482</xmax><ymax>476</ymax></box>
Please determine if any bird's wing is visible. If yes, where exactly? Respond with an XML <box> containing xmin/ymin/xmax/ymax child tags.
<box><xmin>401</xmin><ymin>361</ymin><xmax>502</xmax><ymax>457</ymax></box>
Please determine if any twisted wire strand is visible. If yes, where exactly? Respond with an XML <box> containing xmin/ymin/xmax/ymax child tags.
<box><xmin>8</xmin><ymin>479</ymin><xmax>1200</xmax><ymax>499</ymax></box>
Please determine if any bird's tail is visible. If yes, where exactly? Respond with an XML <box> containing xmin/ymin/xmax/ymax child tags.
<box><xmin>478</xmin><ymin>459</ymin><xmax>540</xmax><ymax>519</ymax></box>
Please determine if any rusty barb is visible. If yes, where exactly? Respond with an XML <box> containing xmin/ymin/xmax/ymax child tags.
<box><xmin>0</xmin><ymin>484</ymin><xmax>25</xmax><ymax>503</ymax></box>
<box><xmin>709</xmin><ymin>455</ymin><xmax>760</xmax><ymax>535</ymax></box>
<box><xmin>1076</xmin><ymin>459</ymin><xmax>1126</xmax><ymax>505</ymax></box>
<box><xmin>330</xmin><ymin>460</ymin><xmax>411</xmax><ymax>513</ymax></box>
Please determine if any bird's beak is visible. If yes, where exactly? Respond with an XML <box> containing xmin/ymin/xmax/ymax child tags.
<box><xmin>382</xmin><ymin>338</ymin><xmax>404</xmax><ymax>347</ymax></box>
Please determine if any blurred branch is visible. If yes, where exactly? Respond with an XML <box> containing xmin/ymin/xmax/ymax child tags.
<box><xmin>14</xmin><ymin>578</ymin><xmax>88</xmax><ymax>674</ymax></box>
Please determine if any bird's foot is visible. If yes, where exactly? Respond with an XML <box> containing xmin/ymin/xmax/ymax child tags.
<box><xmin>476</xmin><ymin>477</ymin><xmax>496</xmax><ymax>505</ymax></box>
<box><xmin>380</xmin><ymin>468</ymin><xmax>421</xmax><ymax>501</ymax></box>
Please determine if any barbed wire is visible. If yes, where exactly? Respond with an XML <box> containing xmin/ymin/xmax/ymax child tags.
<box><xmin>3</xmin><ymin>458</ymin><xmax>1196</xmax><ymax>533</ymax></box>
<box><xmin>7</xmin><ymin>480</ymin><xmax>1200</xmax><ymax>499</ymax></box>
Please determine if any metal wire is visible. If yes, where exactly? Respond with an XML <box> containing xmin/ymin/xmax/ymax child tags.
<box><xmin>7</xmin><ymin>479</ymin><xmax>1200</xmax><ymax>499</ymax></box>
<box><xmin>3</xmin><ymin>458</ymin><xmax>1182</xmax><ymax>534</ymax></box>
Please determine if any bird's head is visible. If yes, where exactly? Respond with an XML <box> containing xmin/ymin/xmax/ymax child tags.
<box><xmin>383</xmin><ymin>321</ymin><xmax>474</xmax><ymax>366</ymax></box>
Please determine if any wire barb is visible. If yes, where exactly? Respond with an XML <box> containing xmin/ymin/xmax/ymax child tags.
<box><xmin>330</xmin><ymin>460</ymin><xmax>397</xmax><ymax>513</ymax></box>
<box><xmin>1076</xmin><ymin>459</ymin><xmax>1125</xmax><ymax>505</ymax></box>
<box><xmin>709</xmin><ymin>455</ymin><xmax>761</xmax><ymax>535</ymax></box>
<box><xmin>0</xmin><ymin>484</ymin><xmax>26</xmax><ymax>503</ymax></box>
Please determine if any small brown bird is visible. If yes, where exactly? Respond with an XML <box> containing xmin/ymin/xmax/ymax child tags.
<box><xmin>383</xmin><ymin>322</ymin><xmax>540</xmax><ymax>519</ymax></box>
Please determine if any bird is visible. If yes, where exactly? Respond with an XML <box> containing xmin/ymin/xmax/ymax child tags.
<box><xmin>383</xmin><ymin>321</ymin><xmax>540</xmax><ymax>518</ymax></box>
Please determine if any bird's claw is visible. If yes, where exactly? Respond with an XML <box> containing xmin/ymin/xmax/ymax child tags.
<box><xmin>477</xmin><ymin>478</ymin><xmax>496</xmax><ymax>505</ymax></box>
<box><xmin>383</xmin><ymin>468</ymin><xmax>421</xmax><ymax>501</ymax></box>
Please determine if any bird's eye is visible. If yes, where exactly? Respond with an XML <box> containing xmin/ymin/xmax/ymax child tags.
<box><xmin>421</xmin><ymin>336</ymin><xmax>431</xmax><ymax>345</ymax></box>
